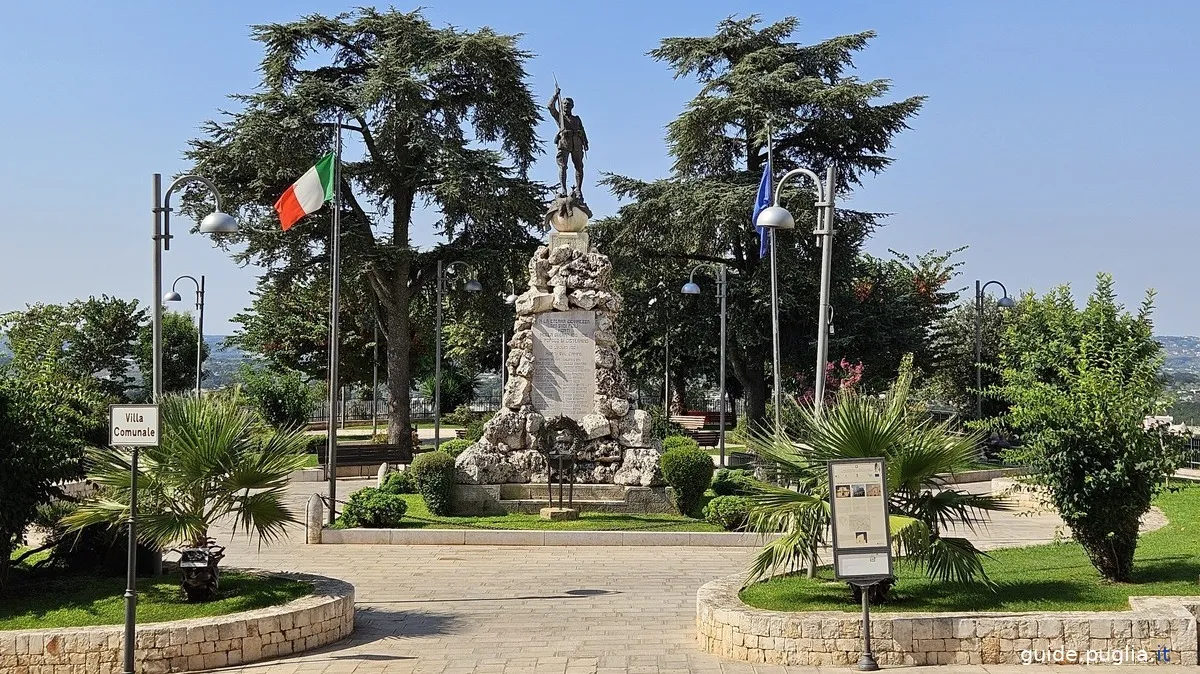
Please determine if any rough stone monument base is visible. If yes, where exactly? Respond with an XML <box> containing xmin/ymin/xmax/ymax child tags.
<box><xmin>540</xmin><ymin>506</ymin><xmax>579</xmax><ymax>521</ymax></box>
<box><xmin>453</xmin><ymin>483</ymin><xmax>675</xmax><ymax>516</ymax></box>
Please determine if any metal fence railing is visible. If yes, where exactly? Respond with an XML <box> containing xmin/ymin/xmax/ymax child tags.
<box><xmin>308</xmin><ymin>393</ymin><xmax>505</xmax><ymax>425</ymax></box>
<box><xmin>1186</xmin><ymin>437</ymin><xmax>1200</xmax><ymax>471</ymax></box>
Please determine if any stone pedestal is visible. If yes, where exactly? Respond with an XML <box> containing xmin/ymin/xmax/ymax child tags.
<box><xmin>549</xmin><ymin>231</ymin><xmax>589</xmax><ymax>254</ymax></box>
<box><xmin>540</xmin><ymin>507</ymin><xmax>579</xmax><ymax>521</ymax></box>
<box><xmin>454</xmin><ymin>243</ymin><xmax>664</xmax><ymax>487</ymax></box>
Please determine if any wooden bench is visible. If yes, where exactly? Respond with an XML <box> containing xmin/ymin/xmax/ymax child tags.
<box><xmin>689</xmin><ymin>430</ymin><xmax>721</xmax><ymax>448</ymax></box>
<box><xmin>669</xmin><ymin>415</ymin><xmax>706</xmax><ymax>431</ymax></box>
<box><xmin>313</xmin><ymin>444</ymin><xmax>413</xmax><ymax>468</ymax></box>
<box><xmin>455</xmin><ymin>429</ymin><xmax>468</xmax><ymax>440</ymax></box>
<box><xmin>700</xmin><ymin>411</ymin><xmax>737</xmax><ymax>430</ymax></box>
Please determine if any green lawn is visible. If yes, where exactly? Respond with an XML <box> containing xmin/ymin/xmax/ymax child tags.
<box><xmin>741</xmin><ymin>484</ymin><xmax>1200</xmax><ymax>614</ymax></box>
<box><xmin>1</xmin><ymin>567</ymin><xmax>311</xmax><ymax>630</ymax></box>
<box><xmin>339</xmin><ymin>493</ymin><xmax>721</xmax><ymax>532</ymax></box>
<box><xmin>300</xmin><ymin>453</ymin><xmax>318</xmax><ymax>467</ymax></box>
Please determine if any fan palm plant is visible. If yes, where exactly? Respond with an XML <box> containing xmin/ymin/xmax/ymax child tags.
<box><xmin>745</xmin><ymin>356</ymin><xmax>1010</xmax><ymax>600</ymax></box>
<box><xmin>64</xmin><ymin>393</ymin><xmax>310</xmax><ymax>588</ymax></box>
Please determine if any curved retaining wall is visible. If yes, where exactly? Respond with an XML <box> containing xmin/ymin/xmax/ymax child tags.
<box><xmin>0</xmin><ymin>574</ymin><xmax>354</xmax><ymax>674</ymax></box>
<box><xmin>697</xmin><ymin>573</ymin><xmax>1198</xmax><ymax>667</ymax></box>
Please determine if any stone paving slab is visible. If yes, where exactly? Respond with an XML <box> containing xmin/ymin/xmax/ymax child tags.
<box><xmin>201</xmin><ymin>479</ymin><xmax>1122</xmax><ymax>673</ymax></box>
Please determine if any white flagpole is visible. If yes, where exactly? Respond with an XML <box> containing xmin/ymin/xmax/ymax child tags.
<box><xmin>767</xmin><ymin>119</ymin><xmax>783</xmax><ymax>433</ymax></box>
<box><xmin>326</xmin><ymin>118</ymin><xmax>343</xmax><ymax>525</ymax></box>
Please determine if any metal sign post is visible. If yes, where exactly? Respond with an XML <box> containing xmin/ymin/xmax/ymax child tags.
<box><xmin>828</xmin><ymin>458</ymin><xmax>893</xmax><ymax>672</ymax></box>
<box><xmin>109</xmin><ymin>404</ymin><xmax>161</xmax><ymax>674</ymax></box>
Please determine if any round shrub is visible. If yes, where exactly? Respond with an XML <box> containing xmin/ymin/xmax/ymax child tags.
<box><xmin>703</xmin><ymin>495</ymin><xmax>755</xmax><ymax>531</ymax></box>
<box><xmin>712</xmin><ymin>468</ymin><xmax>757</xmax><ymax>496</ymax></box>
<box><xmin>440</xmin><ymin>438</ymin><xmax>472</xmax><ymax>458</ymax></box>
<box><xmin>380</xmin><ymin>470</ymin><xmax>416</xmax><ymax>495</ymax></box>
<box><xmin>660</xmin><ymin>446</ymin><xmax>714</xmax><ymax>517</ymax></box>
<box><xmin>340</xmin><ymin>487</ymin><xmax>408</xmax><ymax>528</ymax></box>
<box><xmin>464</xmin><ymin>419</ymin><xmax>486</xmax><ymax>443</ymax></box>
<box><xmin>411</xmin><ymin>450</ymin><xmax>457</xmax><ymax>515</ymax></box>
<box><xmin>663</xmin><ymin>434</ymin><xmax>700</xmax><ymax>454</ymax></box>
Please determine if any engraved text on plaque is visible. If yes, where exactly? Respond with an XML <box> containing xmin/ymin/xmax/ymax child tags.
<box><xmin>531</xmin><ymin>310</ymin><xmax>597</xmax><ymax>420</ymax></box>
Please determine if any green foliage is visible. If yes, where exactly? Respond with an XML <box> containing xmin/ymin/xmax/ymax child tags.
<box><xmin>919</xmin><ymin>295</ymin><xmax>1010</xmax><ymax>420</ymax></box>
<box><xmin>464</xmin><ymin>419</ymin><xmax>487</xmax><ymax>443</ymax></box>
<box><xmin>660</xmin><ymin>446</ymin><xmax>714</xmax><ymax>516</ymax></box>
<box><xmin>593</xmin><ymin>15</ymin><xmax>931</xmax><ymax>425</ymax></box>
<box><xmin>703</xmin><ymin>495</ymin><xmax>755</xmax><ymax>531</ymax></box>
<box><xmin>662</xmin><ymin>434</ymin><xmax>700</xmax><ymax>454</ymax></box>
<box><xmin>439</xmin><ymin>439</ymin><xmax>473</xmax><ymax>458</ymax></box>
<box><xmin>380</xmin><ymin>470</ymin><xmax>417</xmax><ymax>495</ymax></box>
<box><xmin>183</xmin><ymin>8</ymin><xmax>543</xmax><ymax>447</ymax></box>
<box><xmin>339</xmin><ymin>487</ymin><xmax>408</xmax><ymax>528</ymax></box>
<box><xmin>418</xmin><ymin>364</ymin><xmax>482</xmax><ymax>414</ymax></box>
<box><xmin>133</xmin><ymin>310</ymin><xmax>210</xmax><ymax>397</ymax></box>
<box><xmin>712</xmin><ymin>468</ymin><xmax>758</xmax><ymax>496</ymax></box>
<box><xmin>1</xmin><ymin>297</ymin><xmax>145</xmax><ymax>401</ymax></box>
<box><xmin>745</xmin><ymin>355</ymin><xmax>1010</xmax><ymax>590</ymax></box>
<box><xmin>0</xmin><ymin>366</ymin><xmax>106</xmax><ymax>594</ymax></box>
<box><xmin>411</xmin><ymin>451</ymin><xmax>457</xmax><ymax>516</ymax></box>
<box><xmin>992</xmin><ymin>274</ymin><xmax>1183</xmax><ymax>582</ymax></box>
<box><xmin>444</xmin><ymin>404</ymin><xmax>484</xmax><ymax>427</ymax></box>
<box><xmin>64</xmin><ymin>393</ymin><xmax>311</xmax><ymax>550</ymax></box>
<box><xmin>646</xmin><ymin>405</ymin><xmax>686</xmax><ymax>440</ymax></box>
<box><xmin>236</xmin><ymin>364</ymin><xmax>321</xmax><ymax>428</ymax></box>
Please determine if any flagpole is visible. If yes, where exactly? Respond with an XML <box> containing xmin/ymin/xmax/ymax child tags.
<box><xmin>326</xmin><ymin>118</ymin><xmax>343</xmax><ymax>526</ymax></box>
<box><xmin>767</xmin><ymin>119</ymin><xmax>783</xmax><ymax>433</ymax></box>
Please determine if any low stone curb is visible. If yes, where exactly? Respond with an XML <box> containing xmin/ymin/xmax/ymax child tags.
<box><xmin>0</xmin><ymin>573</ymin><xmax>354</xmax><ymax>674</ymax></box>
<box><xmin>697</xmin><ymin>573</ymin><xmax>1199</xmax><ymax>667</ymax></box>
<box><xmin>320</xmin><ymin>528</ymin><xmax>777</xmax><ymax>547</ymax></box>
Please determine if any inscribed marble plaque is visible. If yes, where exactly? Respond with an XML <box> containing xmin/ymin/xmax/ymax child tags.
<box><xmin>531</xmin><ymin>310</ymin><xmax>597</xmax><ymax>420</ymax></box>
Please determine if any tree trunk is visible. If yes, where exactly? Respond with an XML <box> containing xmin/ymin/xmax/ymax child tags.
<box><xmin>1069</xmin><ymin>515</ymin><xmax>1140</xmax><ymax>582</ymax></box>
<box><xmin>384</xmin><ymin>280</ymin><xmax>413</xmax><ymax>452</ymax></box>
<box><xmin>669</xmin><ymin>371</ymin><xmax>687</xmax><ymax>416</ymax></box>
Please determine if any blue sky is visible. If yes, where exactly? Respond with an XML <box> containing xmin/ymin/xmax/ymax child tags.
<box><xmin>2</xmin><ymin>0</ymin><xmax>1198</xmax><ymax>334</ymax></box>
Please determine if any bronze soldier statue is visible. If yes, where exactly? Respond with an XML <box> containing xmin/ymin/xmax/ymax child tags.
<box><xmin>548</xmin><ymin>86</ymin><xmax>588</xmax><ymax>199</ymax></box>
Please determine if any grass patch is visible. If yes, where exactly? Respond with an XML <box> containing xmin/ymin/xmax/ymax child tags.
<box><xmin>335</xmin><ymin>493</ymin><xmax>721</xmax><ymax>531</ymax></box>
<box><xmin>0</xmin><ymin>569</ymin><xmax>311</xmax><ymax>630</ymax></box>
<box><xmin>740</xmin><ymin>484</ymin><xmax>1200</xmax><ymax>613</ymax></box>
<box><xmin>300</xmin><ymin>453</ymin><xmax>318</xmax><ymax>468</ymax></box>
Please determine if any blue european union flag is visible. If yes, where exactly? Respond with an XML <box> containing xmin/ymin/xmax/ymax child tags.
<box><xmin>753</xmin><ymin>158</ymin><xmax>772</xmax><ymax>258</ymax></box>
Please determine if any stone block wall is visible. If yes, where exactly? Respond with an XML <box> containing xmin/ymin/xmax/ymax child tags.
<box><xmin>697</xmin><ymin>574</ymin><xmax>1199</xmax><ymax>666</ymax></box>
<box><xmin>0</xmin><ymin>575</ymin><xmax>353</xmax><ymax>674</ymax></box>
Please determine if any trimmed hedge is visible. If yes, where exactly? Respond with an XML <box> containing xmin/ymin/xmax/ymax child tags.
<box><xmin>660</xmin><ymin>446</ymin><xmax>714</xmax><ymax>516</ymax></box>
<box><xmin>380</xmin><ymin>470</ymin><xmax>416</xmax><ymax>494</ymax></box>
<box><xmin>340</xmin><ymin>487</ymin><xmax>408</xmax><ymax>528</ymax></box>
<box><xmin>712</xmin><ymin>468</ymin><xmax>758</xmax><ymax>496</ymax></box>
<box><xmin>703</xmin><ymin>495</ymin><xmax>754</xmax><ymax>531</ymax></box>
<box><xmin>439</xmin><ymin>438</ymin><xmax>472</xmax><ymax>458</ymax></box>
<box><xmin>411</xmin><ymin>451</ymin><xmax>457</xmax><ymax>515</ymax></box>
<box><xmin>663</xmin><ymin>434</ymin><xmax>700</xmax><ymax>454</ymax></box>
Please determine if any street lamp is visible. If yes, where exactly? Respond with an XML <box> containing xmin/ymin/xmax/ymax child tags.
<box><xmin>755</xmin><ymin>164</ymin><xmax>837</xmax><ymax>422</ymax></box>
<box><xmin>435</xmin><ymin>260</ymin><xmax>481</xmax><ymax>448</ymax></box>
<box><xmin>682</xmin><ymin>262</ymin><xmax>734</xmax><ymax>467</ymax></box>
<box><xmin>975</xmin><ymin>279</ymin><xmax>1016</xmax><ymax>420</ymax></box>
<box><xmin>163</xmin><ymin>274</ymin><xmax>206</xmax><ymax>399</ymax></box>
<box><xmin>140</xmin><ymin>174</ymin><xmax>235</xmax><ymax>674</ymax></box>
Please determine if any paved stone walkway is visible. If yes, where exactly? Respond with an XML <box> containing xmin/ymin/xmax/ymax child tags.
<box><xmin>203</xmin><ymin>479</ymin><xmax>1142</xmax><ymax>673</ymax></box>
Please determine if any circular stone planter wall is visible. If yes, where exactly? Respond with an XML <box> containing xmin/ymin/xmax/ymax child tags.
<box><xmin>0</xmin><ymin>573</ymin><xmax>354</xmax><ymax>674</ymax></box>
<box><xmin>697</xmin><ymin>573</ymin><xmax>1198</xmax><ymax>667</ymax></box>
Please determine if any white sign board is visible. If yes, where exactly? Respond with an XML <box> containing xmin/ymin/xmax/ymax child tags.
<box><xmin>109</xmin><ymin>404</ymin><xmax>161</xmax><ymax>447</ymax></box>
<box><xmin>530</xmin><ymin>310</ymin><xmax>597</xmax><ymax>420</ymax></box>
<box><xmin>828</xmin><ymin>458</ymin><xmax>893</xmax><ymax>581</ymax></box>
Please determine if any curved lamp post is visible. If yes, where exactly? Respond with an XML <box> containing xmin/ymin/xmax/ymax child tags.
<box><xmin>975</xmin><ymin>280</ymin><xmax>1017</xmax><ymax>420</ymax></box>
<box><xmin>140</xmin><ymin>175</ymin><xmax>235</xmax><ymax>674</ymax></box>
<box><xmin>755</xmin><ymin>164</ymin><xmax>837</xmax><ymax>422</ymax></box>
<box><xmin>435</xmin><ymin>260</ymin><xmax>481</xmax><ymax>448</ymax></box>
<box><xmin>682</xmin><ymin>262</ymin><xmax>735</xmax><ymax>466</ymax></box>
<box><xmin>163</xmin><ymin>274</ymin><xmax>206</xmax><ymax>399</ymax></box>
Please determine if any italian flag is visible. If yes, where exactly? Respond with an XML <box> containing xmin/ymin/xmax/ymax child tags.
<box><xmin>274</xmin><ymin>153</ymin><xmax>335</xmax><ymax>230</ymax></box>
